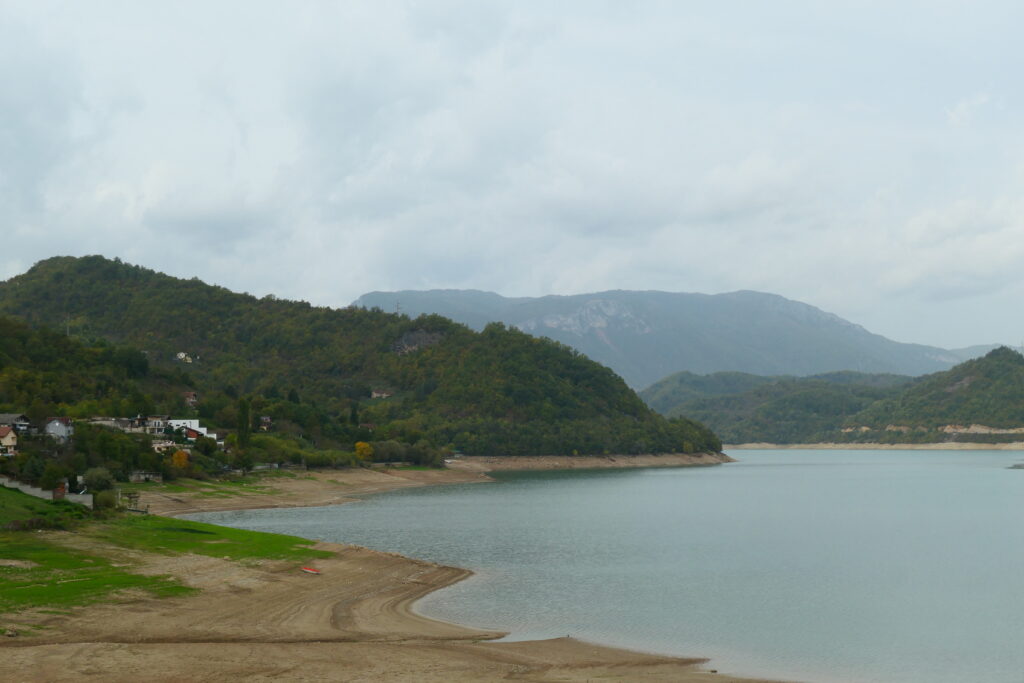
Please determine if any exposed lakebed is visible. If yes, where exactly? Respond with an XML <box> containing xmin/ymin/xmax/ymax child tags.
<box><xmin>190</xmin><ymin>450</ymin><xmax>1024</xmax><ymax>683</ymax></box>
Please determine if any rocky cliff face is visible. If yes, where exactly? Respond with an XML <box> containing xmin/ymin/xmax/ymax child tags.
<box><xmin>517</xmin><ymin>299</ymin><xmax>653</xmax><ymax>338</ymax></box>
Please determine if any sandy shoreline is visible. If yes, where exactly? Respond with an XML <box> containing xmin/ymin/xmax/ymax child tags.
<box><xmin>140</xmin><ymin>452</ymin><xmax>735</xmax><ymax>517</ymax></box>
<box><xmin>449</xmin><ymin>451</ymin><xmax>735</xmax><ymax>472</ymax></box>
<box><xmin>726</xmin><ymin>441</ymin><xmax>1024</xmax><ymax>450</ymax></box>
<box><xmin>2</xmin><ymin>454</ymin><xmax>780</xmax><ymax>682</ymax></box>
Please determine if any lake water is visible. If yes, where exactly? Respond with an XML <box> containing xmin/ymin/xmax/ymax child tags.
<box><xmin>189</xmin><ymin>450</ymin><xmax>1024</xmax><ymax>683</ymax></box>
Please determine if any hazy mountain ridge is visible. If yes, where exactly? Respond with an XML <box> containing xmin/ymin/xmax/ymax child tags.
<box><xmin>355</xmin><ymin>289</ymin><xmax>994</xmax><ymax>388</ymax></box>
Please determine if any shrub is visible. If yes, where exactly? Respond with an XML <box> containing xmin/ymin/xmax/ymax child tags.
<box><xmin>94</xmin><ymin>490</ymin><xmax>118</xmax><ymax>510</ymax></box>
<box><xmin>39</xmin><ymin>464</ymin><xmax>65</xmax><ymax>491</ymax></box>
<box><xmin>83</xmin><ymin>467</ymin><xmax>114</xmax><ymax>492</ymax></box>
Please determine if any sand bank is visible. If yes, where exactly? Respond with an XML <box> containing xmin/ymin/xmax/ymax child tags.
<box><xmin>449</xmin><ymin>451</ymin><xmax>734</xmax><ymax>472</ymax></box>
<box><xmin>726</xmin><ymin>441</ymin><xmax>1024</xmax><ymax>450</ymax></box>
<box><xmin>140</xmin><ymin>454</ymin><xmax>733</xmax><ymax>517</ymax></box>
<box><xmin>1</xmin><ymin>534</ymin><xmax>777</xmax><ymax>682</ymax></box>
<box><xmin>139</xmin><ymin>466</ymin><xmax>491</xmax><ymax>517</ymax></box>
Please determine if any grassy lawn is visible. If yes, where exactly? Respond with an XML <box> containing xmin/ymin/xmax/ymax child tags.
<box><xmin>0</xmin><ymin>486</ymin><xmax>330</xmax><ymax>617</ymax></box>
<box><xmin>0</xmin><ymin>533</ymin><xmax>193</xmax><ymax>614</ymax></box>
<box><xmin>0</xmin><ymin>487</ymin><xmax>92</xmax><ymax>529</ymax></box>
<box><xmin>88</xmin><ymin>515</ymin><xmax>331</xmax><ymax>563</ymax></box>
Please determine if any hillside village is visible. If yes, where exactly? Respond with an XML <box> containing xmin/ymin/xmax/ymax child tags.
<box><xmin>0</xmin><ymin>406</ymin><xmax>251</xmax><ymax>511</ymax></box>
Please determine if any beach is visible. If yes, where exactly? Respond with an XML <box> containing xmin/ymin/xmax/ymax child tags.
<box><xmin>2</xmin><ymin>455</ymin><xmax>777</xmax><ymax>682</ymax></box>
<box><xmin>139</xmin><ymin>453</ymin><xmax>736</xmax><ymax>517</ymax></box>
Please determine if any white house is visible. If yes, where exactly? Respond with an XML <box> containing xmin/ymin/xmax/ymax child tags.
<box><xmin>44</xmin><ymin>418</ymin><xmax>75</xmax><ymax>442</ymax></box>
<box><xmin>168</xmin><ymin>419</ymin><xmax>214</xmax><ymax>440</ymax></box>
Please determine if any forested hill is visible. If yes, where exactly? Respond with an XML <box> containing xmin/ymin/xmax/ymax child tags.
<box><xmin>851</xmin><ymin>347</ymin><xmax>1024</xmax><ymax>431</ymax></box>
<box><xmin>0</xmin><ymin>256</ymin><xmax>719</xmax><ymax>456</ymax></box>
<box><xmin>354</xmin><ymin>289</ymin><xmax>986</xmax><ymax>388</ymax></box>
<box><xmin>0</xmin><ymin>314</ymin><xmax>185</xmax><ymax>419</ymax></box>
<box><xmin>641</xmin><ymin>348</ymin><xmax>1024</xmax><ymax>445</ymax></box>
<box><xmin>641</xmin><ymin>371</ymin><xmax>913</xmax><ymax>444</ymax></box>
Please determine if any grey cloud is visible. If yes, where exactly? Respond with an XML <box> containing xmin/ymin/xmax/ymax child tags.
<box><xmin>0</xmin><ymin>15</ymin><xmax>81</xmax><ymax>217</ymax></box>
<box><xmin>3</xmin><ymin>1</ymin><xmax>1024</xmax><ymax>349</ymax></box>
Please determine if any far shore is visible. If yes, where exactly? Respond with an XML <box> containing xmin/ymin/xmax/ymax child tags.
<box><xmin>448</xmin><ymin>451</ymin><xmax>735</xmax><ymax>472</ymax></box>
<box><xmin>1</xmin><ymin>452</ymin><xmax>779</xmax><ymax>682</ymax></box>
<box><xmin>726</xmin><ymin>441</ymin><xmax>1024</xmax><ymax>450</ymax></box>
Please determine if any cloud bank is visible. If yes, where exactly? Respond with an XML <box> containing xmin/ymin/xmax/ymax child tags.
<box><xmin>2</xmin><ymin>1</ymin><xmax>1023</xmax><ymax>347</ymax></box>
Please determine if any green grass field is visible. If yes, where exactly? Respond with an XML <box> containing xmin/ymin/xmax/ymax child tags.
<box><xmin>0</xmin><ymin>534</ymin><xmax>194</xmax><ymax>614</ymax></box>
<box><xmin>0</xmin><ymin>486</ymin><xmax>92</xmax><ymax>529</ymax></box>
<box><xmin>0</xmin><ymin>486</ymin><xmax>331</xmax><ymax>617</ymax></box>
<box><xmin>87</xmin><ymin>515</ymin><xmax>331</xmax><ymax>563</ymax></box>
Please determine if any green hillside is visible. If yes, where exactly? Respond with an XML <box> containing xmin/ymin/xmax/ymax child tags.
<box><xmin>642</xmin><ymin>371</ymin><xmax>910</xmax><ymax>444</ymax></box>
<box><xmin>641</xmin><ymin>371</ymin><xmax>780</xmax><ymax>414</ymax></box>
<box><xmin>851</xmin><ymin>347</ymin><xmax>1024</xmax><ymax>430</ymax></box>
<box><xmin>0</xmin><ymin>256</ymin><xmax>719</xmax><ymax>457</ymax></box>
<box><xmin>0</xmin><ymin>314</ymin><xmax>186</xmax><ymax>419</ymax></box>
<box><xmin>642</xmin><ymin>349</ymin><xmax>1024</xmax><ymax>445</ymax></box>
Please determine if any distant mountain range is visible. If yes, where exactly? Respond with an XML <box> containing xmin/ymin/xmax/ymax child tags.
<box><xmin>354</xmin><ymin>289</ymin><xmax>996</xmax><ymax>388</ymax></box>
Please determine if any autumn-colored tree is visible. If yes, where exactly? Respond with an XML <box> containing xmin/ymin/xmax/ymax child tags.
<box><xmin>171</xmin><ymin>450</ymin><xmax>189</xmax><ymax>469</ymax></box>
<box><xmin>354</xmin><ymin>441</ymin><xmax>374</xmax><ymax>462</ymax></box>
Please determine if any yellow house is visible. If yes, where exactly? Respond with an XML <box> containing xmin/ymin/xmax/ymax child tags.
<box><xmin>0</xmin><ymin>426</ymin><xmax>17</xmax><ymax>455</ymax></box>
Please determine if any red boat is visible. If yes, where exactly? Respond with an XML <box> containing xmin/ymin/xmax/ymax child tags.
<box><xmin>300</xmin><ymin>567</ymin><xmax>321</xmax><ymax>575</ymax></box>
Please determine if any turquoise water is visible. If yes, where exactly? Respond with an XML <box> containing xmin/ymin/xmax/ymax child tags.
<box><xmin>190</xmin><ymin>450</ymin><xmax>1024</xmax><ymax>683</ymax></box>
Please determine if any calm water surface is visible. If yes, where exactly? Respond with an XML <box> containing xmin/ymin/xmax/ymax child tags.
<box><xmin>190</xmin><ymin>450</ymin><xmax>1024</xmax><ymax>683</ymax></box>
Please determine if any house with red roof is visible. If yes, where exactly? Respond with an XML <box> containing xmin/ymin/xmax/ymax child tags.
<box><xmin>0</xmin><ymin>426</ymin><xmax>17</xmax><ymax>455</ymax></box>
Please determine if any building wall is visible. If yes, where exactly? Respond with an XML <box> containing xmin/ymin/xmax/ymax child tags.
<box><xmin>0</xmin><ymin>475</ymin><xmax>95</xmax><ymax>509</ymax></box>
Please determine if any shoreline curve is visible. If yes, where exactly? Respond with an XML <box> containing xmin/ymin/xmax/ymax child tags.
<box><xmin>1</xmin><ymin>454</ymin><xmax>781</xmax><ymax>682</ymax></box>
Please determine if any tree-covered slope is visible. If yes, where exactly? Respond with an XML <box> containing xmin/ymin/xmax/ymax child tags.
<box><xmin>851</xmin><ymin>347</ymin><xmax>1024</xmax><ymax>430</ymax></box>
<box><xmin>0</xmin><ymin>314</ymin><xmax>186</xmax><ymax>419</ymax></box>
<box><xmin>0</xmin><ymin>256</ymin><xmax>719</xmax><ymax>456</ymax></box>
<box><xmin>641</xmin><ymin>349</ymin><xmax>1024</xmax><ymax>444</ymax></box>
<box><xmin>641</xmin><ymin>371</ymin><xmax>780</xmax><ymax>415</ymax></box>
<box><xmin>642</xmin><ymin>371</ymin><xmax>911</xmax><ymax>444</ymax></box>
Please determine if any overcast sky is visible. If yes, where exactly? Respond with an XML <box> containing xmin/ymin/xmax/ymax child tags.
<box><xmin>2</xmin><ymin>1</ymin><xmax>1023</xmax><ymax>348</ymax></box>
